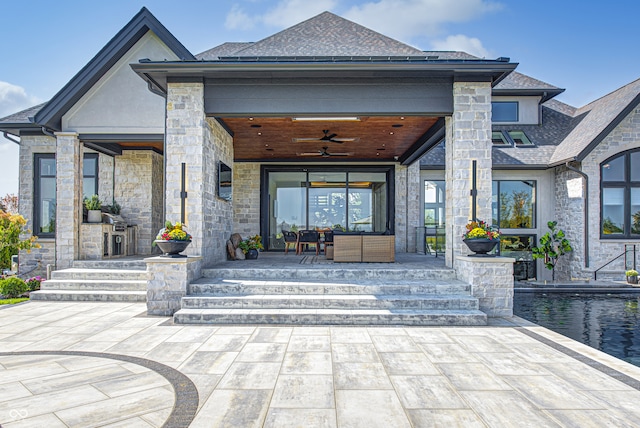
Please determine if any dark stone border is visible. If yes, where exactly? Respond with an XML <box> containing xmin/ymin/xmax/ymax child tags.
<box><xmin>515</xmin><ymin>327</ymin><xmax>640</xmax><ymax>390</ymax></box>
<box><xmin>0</xmin><ymin>350</ymin><xmax>199</xmax><ymax>428</ymax></box>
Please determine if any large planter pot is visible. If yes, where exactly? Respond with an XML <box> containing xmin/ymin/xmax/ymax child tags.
<box><xmin>246</xmin><ymin>249</ymin><xmax>259</xmax><ymax>259</ymax></box>
<box><xmin>463</xmin><ymin>238</ymin><xmax>499</xmax><ymax>256</ymax></box>
<box><xmin>87</xmin><ymin>210</ymin><xmax>102</xmax><ymax>223</ymax></box>
<box><xmin>154</xmin><ymin>240</ymin><xmax>191</xmax><ymax>258</ymax></box>
<box><xmin>628</xmin><ymin>276</ymin><xmax>639</xmax><ymax>285</ymax></box>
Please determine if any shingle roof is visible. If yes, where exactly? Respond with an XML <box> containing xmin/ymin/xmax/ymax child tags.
<box><xmin>216</xmin><ymin>11</ymin><xmax>426</xmax><ymax>58</ymax></box>
<box><xmin>550</xmin><ymin>77</ymin><xmax>640</xmax><ymax>165</ymax></box>
<box><xmin>420</xmin><ymin>100</ymin><xmax>578</xmax><ymax>169</ymax></box>
<box><xmin>196</xmin><ymin>42</ymin><xmax>254</xmax><ymax>60</ymax></box>
<box><xmin>494</xmin><ymin>71</ymin><xmax>562</xmax><ymax>92</ymax></box>
<box><xmin>0</xmin><ymin>103</ymin><xmax>46</xmax><ymax>124</ymax></box>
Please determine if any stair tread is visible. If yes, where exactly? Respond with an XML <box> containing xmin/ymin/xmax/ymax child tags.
<box><xmin>33</xmin><ymin>290</ymin><xmax>146</xmax><ymax>294</ymax></box>
<box><xmin>45</xmin><ymin>279</ymin><xmax>147</xmax><ymax>283</ymax></box>
<box><xmin>184</xmin><ymin>294</ymin><xmax>476</xmax><ymax>300</ymax></box>
<box><xmin>176</xmin><ymin>308</ymin><xmax>485</xmax><ymax>314</ymax></box>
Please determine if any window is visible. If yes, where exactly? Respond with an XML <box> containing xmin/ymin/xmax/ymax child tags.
<box><xmin>507</xmin><ymin>131</ymin><xmax>533</xmax><ymax>146</ymax></box>
<box><xmin>492</xmin><ymin>131</ymin><xmax>510</xmax><ymax>146</ymax></box>
<box><xmin>34</xmin><ymin>154</ymin><xmax>56</xmax><ymax>237</ymax></box>
<box><xmin>498</xmin><ymin>235</ymin><xmax>537</xmax><ymax>280</ymax></box>
<box><xmin>83</xmin><ymin>154</ymin><xmax>98</xmax><ymax>199</ymax></box>
<box><xmin>601</xmin><ymin>149</ymin><xmax>640</xmax><ymax>238</ymax></box>
<box><xmin>492</xmin><ymin>180</ymin><xmax>536</xmax><ymax>228</ymax></box>
<box><xmin>424</xmin><ymin>180</ymin><xmax>445</xmax><ymax>227</ymax></box>
<box><xmin>492</xmin><ymin>101</ymin><xmax>518</xmax><ymax>122</ymax></box>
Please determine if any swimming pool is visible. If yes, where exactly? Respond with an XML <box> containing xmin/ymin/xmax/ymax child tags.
<box><xmin>514</xmin><ymin>292</ymin><xmax>640</xmax><ymax>367</ymax></box>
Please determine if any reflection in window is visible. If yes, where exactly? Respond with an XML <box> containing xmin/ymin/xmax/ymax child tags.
<box><xmin>83</xmin><ymin>154</ymin><xmax>98</xmax><ymax>199</ymax></box>
<box><xmin>492</xmin><ymin>131</ymin><xmax>510</xmax><ymax>145</ymax></box>
<box><xmin>492</xmin><ymin>180</ymin><xmax>536</xmax><ymax>228</ymax></box>
<box><xmin>508</xmin><ymin>131</ymin><xmax>533</xmax><ymax>146</ymax></box>
<box><xmin>492</xmin><ymin>101</ymin><xmax>518</xmax><ymax>122</ymax></box>
<box><xmin>499</xmin><ymin>235</ymin><xmax>536</xmax><ymax>280</ymax></box>
<box><xmin>601</xmin><ymin>149</ymin><xmax>640</xmax><ymax>238</ymax></box>
<box><xmin>34</xmin><ymin>154</ymin><xmax>56</xmax><ymax>237</ymax></box>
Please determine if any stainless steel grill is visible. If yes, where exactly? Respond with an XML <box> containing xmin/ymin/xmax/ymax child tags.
<box><xmin>102</xmin><ymin>213</ymin><xmax>127</xmax><ymax>232</ymax></box>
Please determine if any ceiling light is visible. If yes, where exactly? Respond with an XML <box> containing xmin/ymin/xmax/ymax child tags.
<box><xmin>292</xmin><ymin>117</ymin><xmax>360</xmax><ymax>121</ymax></box>
<box><xmin>389</xmin><ymin>132</ymin><xmax>394</xmax><ymax>135</ymax></box>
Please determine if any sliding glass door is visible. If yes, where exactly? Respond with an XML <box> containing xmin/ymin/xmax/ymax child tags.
<box><xmin>263</xmin><ymin>166</ymin><xmax>394</xmax><ymax>250</ymax></box>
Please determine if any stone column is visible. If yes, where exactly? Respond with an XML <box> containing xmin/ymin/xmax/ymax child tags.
<box><xmin>456</xmin><ymin>256</ymin><xmax>515</xmax><ymax>317</ymax></box>
<box><xmin>445</xmin><ymin>81</ymin><xmax>493</xmax><ymax>268</ymax></box>
<box><xmin>165</xmin><ymin>82</ymin><xmax>233</xmax><ymax>266</ymax></box>
<box><xmin>55</xmin><ymin>132</ymin><xmax>82</xmax><ymax>269</ymax></box>
<box><xmin>146</xmin><ymin>256</ymin><xmax>202</xmax><ymax>316</ymax></box>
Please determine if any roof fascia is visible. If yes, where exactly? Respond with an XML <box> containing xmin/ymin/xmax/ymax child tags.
<box><xmin>493</xmin><ymin>88</ymin><xmax>565</xmax><ymax>103</ymax></box>
<box><xmin>574</xmin><ymin>92</ymin><xmax>640</xmax><ymax>163</ymax></box>
<box><xmin>34</xmin><ymin>7</ymin><xmax>194</xmax><ymax>131</ymax></box>
<box><xmin>399</xmin><ymin>118</ymin><xmax>445</xmax><ymax>166</ymax></box>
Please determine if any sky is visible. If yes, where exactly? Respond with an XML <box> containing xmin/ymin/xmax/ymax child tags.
<box><xmin>1</xmin><ymin>0</ymin><xmax>639</xmax><ymax>197</ymax></box>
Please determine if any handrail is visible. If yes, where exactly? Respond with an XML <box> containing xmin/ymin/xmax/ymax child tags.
<box><xmin>593</xmin><ymin>244</ymin><xmax>637</xmax><ymax>280</ymax></box>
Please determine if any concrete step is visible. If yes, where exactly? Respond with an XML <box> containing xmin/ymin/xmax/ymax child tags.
<box><xmin>41</xmin><ymin>279</ymin><xmax>147</xmax><ymax>291</ymax></box>
<box><xmin>181</xmin><ymin>294</ymin><xmax>479</xmax><ymax>310</ymax></box>
<box><xmin>188</xmin><ymin>278</ymin><xmax>471</xmax><ymax>296</ymax></box>
<box><xmin>30</xmin><ymin>289</ymin><xmax>146</xmax><ymax>302</ymax></box>
<box><xmin>50</xmin><ymin>268</ymin><xmax>149</xmax><ymax>281</ymax></box>
<box><xmin>173</xmin><ymin>308</ymin><xmax>487</xmax><ymax>326</ymax></box>
<box><xmin>201</xmin><ymin>267</ymin><xmax>457</xmax><ymax>281</ymax></box>
<box><xmin>72</xmin><ymin>259</ymin><xmax>147</xmax><ymax>270</ymax></box>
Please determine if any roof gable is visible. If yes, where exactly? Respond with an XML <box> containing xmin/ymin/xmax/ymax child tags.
<box><xmin>550</xmin><ymin>77</ymin><xmax>640</xmax><ymax>165</ymax></box>
<box><xmin>34</xmin><ymin>7</ymin><xmax>194</xmax><ymax>131</ymax></box>
<box><xmin>223</xmin><ymin>11</ymin><xmax>425</xmax><ymax>58</ymax></box>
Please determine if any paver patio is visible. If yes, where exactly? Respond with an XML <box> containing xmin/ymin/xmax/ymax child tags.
<box><xmin>2</xmin><ymin>301</ymin><xmax>640</xmax><ymax>427</ymax></box>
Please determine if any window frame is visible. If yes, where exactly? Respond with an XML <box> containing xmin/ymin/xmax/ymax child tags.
<box><xmin>600</xmin><ymin>149</ymin><xmax>640</xmax><ymax>239</ymax></box>
<box><xmin>492</xmin><ymin>180</ymin><xmax>537</xmax><ymax>229</ymax></box>
<box><xmin>33</xmin><ymin>153</ymin><xmax>56</xmax><ymax>238</ymax></box>
<box><xmin>83</xmin><ymin>153</ymin><xmax>99</xmax><ymax>200</ymax></box>
<box><xmin>491</xmin><ymin>101</ymin><xmax>519</xmax><ymax>123</ymax></box>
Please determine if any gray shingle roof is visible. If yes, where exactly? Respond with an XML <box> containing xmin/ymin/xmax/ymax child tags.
<box><xmin>550</xmin><ymin>77</ymin><xmax>640</xmax><ymax>165</ymax></box>
<box><xmin>196</xmin><ymin>42</ymin><xmax>254</xmax><ymax>60</ymax></box>
<box><xmin>0</xmin><ymin>103</ymin><xmax>46</xmax><ymax>124</ymax></box>
<box><xmin>214</xmin><ymin>11</ymin><xmax>426</xmax><ymax>58</ymax></box>
<box><xmin>494</xmin><ymin>71</ymin><xmax>562</xmax><ymax>92</ymax></box>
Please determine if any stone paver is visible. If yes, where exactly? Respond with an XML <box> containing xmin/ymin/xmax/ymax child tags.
<box><xmin>2</xmin><ymin>301</ymin><xmax>640</xmax><ymax>427</ymax></box>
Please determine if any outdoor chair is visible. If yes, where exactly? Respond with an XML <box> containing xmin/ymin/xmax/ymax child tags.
<box><xmin>297</xmin><ymin>230</ymin><xmax>320</xmax><ymax>255</ymax></box>
<box><xmin>283</xmin><ymin>231</ymin><xmax>298</xmax><ymax>255</ymax></box>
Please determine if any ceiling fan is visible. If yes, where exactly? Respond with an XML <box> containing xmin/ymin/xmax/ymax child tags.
<box><xmin>293</xmin><ymin>129</ymin><xmax>359</xmax><ymax>144</ymax></box>
<box><xmin>297</xmin><ymin>146</ymin><xmax>352</xmax><ymax>157</ymax></box>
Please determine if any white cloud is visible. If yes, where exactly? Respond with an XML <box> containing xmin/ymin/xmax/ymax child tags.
<box><xmin>430</xmin><ymin>34</ymin><xmax>492</xmax><ymax>58</ymax></box>
<box><xmin>342</xmin><ymin>0</ymin><xmax>502</xmax><ymax>40</ymax></box>
<box><xmin>225</xmin><ymin>0</ymin><xmax>338</xmax><ymax>31</ymax></box>
<box><xmin>0</xmin><ymin>81</ymin><xmax>39</xmax><ymax>197</ymax></box>
<box><xmin>0</xmin><ymin>81</ymin><xmax>39</xmax><ymax>118</ymax></box>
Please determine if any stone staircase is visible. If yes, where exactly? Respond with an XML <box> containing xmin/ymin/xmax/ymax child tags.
<box><xmin>173</xmin><ymin>265</ymin><xmax>487</xmax><ymax>326</ymax></box>
<box><xmin>30</xmin><ymin>259</ymin><xmax>148</xmax><ymax>302</ymax></box>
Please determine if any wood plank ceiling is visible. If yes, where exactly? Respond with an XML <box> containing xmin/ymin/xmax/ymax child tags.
<box><xmin>221</xmin><ymin>116</ymin><xmax>439</xmax><ymax>162</ymax></box>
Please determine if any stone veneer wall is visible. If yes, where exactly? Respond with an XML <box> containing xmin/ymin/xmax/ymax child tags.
<box><xmin>559</xmin><ymin>105</ymin><xmax>640</xmax><ymax>278</ymax></box>
<box><xmin>17</xmin><ymin>135</ymin><xmax>56</xmax><ymax>276</ymax></box>
<box><xmin>394</xmin><ymin>163</ymin><xmax>420</xmax><ymax>253</ymax></box>
<box><xmin>55</xmin><ymin>132</ymin><xmax>82</xmax><ymax>270</ymax></box>
<box><xmin>165</xmin><ymin>82</ymin><xmax>234</xmax><ymax>267</ymax></box>
<box><xmin>445</xmin><ymin>82</ymin><xmax>493</xmax><ymax>268</ymax></box>
<box><xmin>233</xmin><ymin>162</ymin><xmax>261</xmax><ymax>237</ymax></box>
<box><xmin>114</xmin><ymin>151</ymin><xmax>163</xmax><ymax>254</ymax></box>
<box><xmin>97</xmin><ymin>153</ymin><xmax>114</xmax><ymax>204</ymax></box>
<box><xmin>456</xmin><ymin>256</ymin><xmax>515</xmax><ymax>317</ymax></box>
<box><xmin>553</xmin><ymin>165</ymin><xmax>587</xmax><ymax>281</ymax></box>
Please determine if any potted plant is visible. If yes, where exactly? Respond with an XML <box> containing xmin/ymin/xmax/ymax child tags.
<box><xmin>627</xmin><ymin>269</ymin><xmax>639</xmax><ymax>285</ymax></box>
<box><xmin>84</xmin><ymin>194</ymin><xmax>102</xmax><ymax>223</ymax></box>
<box><xmin>153</xmin><ymin>221</ymin><xmax>192</xmax><ymax>257</ymax></box>
<box><xmin>239</xmin><ymin>234</ymin><xmax>264</xmax><ymax>259</ymax></box>
<box><xmin>462</xmin><ymin>220</ymin><xmax>500</xmax><ymax>256</ymax></box>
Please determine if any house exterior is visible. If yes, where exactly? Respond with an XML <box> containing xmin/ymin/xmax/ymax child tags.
<box><xmin>1</xmin><ymin>7</ymin><xmax>638</xmax><ymax>282</ymax></box>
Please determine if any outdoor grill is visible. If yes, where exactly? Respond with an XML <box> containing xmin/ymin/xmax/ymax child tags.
<box><xmin>102</xmin><ymin>213</ymin><xmax>128</xmax><ymax>232</ymax></box>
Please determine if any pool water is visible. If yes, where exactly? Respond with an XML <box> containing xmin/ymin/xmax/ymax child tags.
<box><xmin>514</xmin><ymin>292</ymin><xmax>640</xmax><ymax>367</ymax></box>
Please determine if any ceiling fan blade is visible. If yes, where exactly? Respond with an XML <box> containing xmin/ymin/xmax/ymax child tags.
<box><xmin>292</xmin><ymin>137</ymin><xmax>322</xmax><ymax>143</ymax></box>
<box><xmin>297</xmin><ymin>152</ymin><xmax>322</xmax><ymax>156</ymax></box>
<box><xmin>327</xmin><ymin>152</ymin><xmax>352</xmax><ymax>156</ymax></box>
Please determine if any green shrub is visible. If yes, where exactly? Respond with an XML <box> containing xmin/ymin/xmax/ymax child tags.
<box><xmin>0</xmin><ymin>277</ymin><xmax>29</xmax><ymax>298</ymax></box>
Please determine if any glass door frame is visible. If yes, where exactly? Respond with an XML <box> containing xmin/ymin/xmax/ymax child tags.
<box><xmin>260</xmin><ymin>165</ymin><xmax>396</xmax><ymax>251</ymax></box>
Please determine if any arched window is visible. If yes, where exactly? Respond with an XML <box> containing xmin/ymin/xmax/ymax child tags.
<box><xmin>601</xmin><ymin>149</ymin><xmax>640</xmax><ymax>238</ymax></box>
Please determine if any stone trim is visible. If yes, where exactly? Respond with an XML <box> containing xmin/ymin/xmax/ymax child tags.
<box><xmin>146</xmin><ymin>255</ymin><xmax>202</xmax><ymax>316</ymax></box>
<box><xmin>456</xmin><ymin>255</ymin><xmax>515</xmax><ymax>317</ymax></box>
